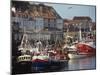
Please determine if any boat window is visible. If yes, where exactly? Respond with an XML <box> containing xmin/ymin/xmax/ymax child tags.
<box><xmin>18</xmin><ymin>58</ymin><xmax>19</xmax><ymax>61</ymax></box>
<box><xmin>20</xmin><ymin>57</ymin><xmax>22</xmax><ymax>60</ymax></box>
<box><xmin>29</xmin><ymin>57</ymin><xmax>31</xmax><ymax>59</ymax></box>
<box><xmin>19</xmin><ymin>58</ymin><xmax>21</xmax><ymax>61</ymax></box>
<box><xmin>19</xmin><ymin>58</ymin><xmax>20</xmax><ymax>60</ymax></box>
<box><xmin>21</xmin><ymin>57</ymin><xmax>22</xmax><ymax>60</ymax></box>
<box><xmin>26</xmin><ymin>57</ymin><xmax>27</xmax><ymax>59</ymax></box>
<box><xmin>19</xmin><ymin>57</ymin><xmax>21</xmax><ymax>60</ymax></box>
<box><xmin>22</xmin><ymin>57</ymin><xmax>23</xmax><ymax>60</ymax></box>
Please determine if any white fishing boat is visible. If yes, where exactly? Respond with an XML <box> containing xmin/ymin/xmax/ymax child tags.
<box><xmin>17</xmin><ymin>55</ymin><xmax>31</xmax><ymax>62</ymax></box>
<box><xmin>17</xmin><ymin>27</ymin><xmax>34</xmax><ymax>64</ymax></box>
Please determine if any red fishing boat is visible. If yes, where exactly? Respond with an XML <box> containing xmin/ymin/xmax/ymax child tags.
<box><xmin>68</xmin><ymin>41</ymin><xmax>96</xmax><ymax>59</ymax></box>
<box><xmin>67</xmin><ymin>23</ymin><xmax>96</xmax><ymax>59</ymax></box>
<box><xmin>76</xmin><ymin>41</ymin><xmax>96</xmax><ymax>55</ymax></box>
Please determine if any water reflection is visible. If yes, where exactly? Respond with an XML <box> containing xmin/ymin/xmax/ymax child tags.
<box><xmin>31</xmin><ymin>56</ymin><xmax>96</xmax><ymax>72</ymax></box>
<box><xmin>63</xmin><ymin>56</ymin><xmax>96</xmax><ymax>71</ymax></box>
<box><xmin>12</xmin><ymin>56</ymin><xmax>96</xmax><ymax>74</ymax></box>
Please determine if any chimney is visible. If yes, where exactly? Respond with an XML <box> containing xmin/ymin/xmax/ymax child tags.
<box><xmin>39</xmin><ymin>4</ymin><xmax>44</xmax><ymax>16</ymax></box>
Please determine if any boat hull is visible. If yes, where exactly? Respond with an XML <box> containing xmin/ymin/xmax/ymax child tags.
<box><xmin>32</xmin><ymin>55</ymin><xmax>50</xmax><ymax>71</ymax></box>
<box><xmin>31</xmin><ymin>59</ymin><xmax>69</xmax><ymax>71</ymax></box>
<box><xmin>13</xmin><ymin>61</ymin><xmax>32</xmax><ymax>74</ymax></box>
<box><xmin>32</xmin><ymin>60</ymin><xmax>50</xmax><ymax>71</ymax></box>
<box><xmin>68</xmin><ymin>53</ymin><xmax>91</xmax><ymax>59</ymax></box>
<box><xmin>76</xmin><ymin>43</ymin><xmax>96</xmax><ymax>55</ymax></box>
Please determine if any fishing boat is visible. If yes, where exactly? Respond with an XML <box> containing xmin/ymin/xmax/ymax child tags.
<box><xmin>67</xmin><ymin>23</ymin><xmax>96</xmax><ymax>59</ymax></box>
<box><xmin>31</xmin><ymin>54</ymin><xmax>50</xmax><ymax>71</ymax></box>
<box><xmin>17</xmin><ymin>54</ymin><xmax>32</xmax><ymax>63</ymax></box>
<box><xmin>31</xmin><ymin>41</ymin><xmax>50</xmax><ymax>71</ymax></box>
<box><xmin>76</xmin><ymin>41</ymin><xmax>96</xmax><ymax>54</ymax></box>
<box><xmin>16</xmin><ymin>54</ymin><xmax>32</xmax><ymax>73</ymax></box>
<box><xmin>75</xmin><ymin>23</ymin><xmax>96</xmax><ymax>57</ymax></box>
<box><xmin>67</xmin><ymin>41</ymin><xmax>95</xmax><ymax>59</ymax></box>
<box><xmin>31</xmin><ymin>42</ymin><xmax>69</xmax><ymax>71</ymax></box>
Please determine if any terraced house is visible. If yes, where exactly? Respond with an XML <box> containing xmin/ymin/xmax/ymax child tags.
<box><xmin>11</xmin><ymin>1</ymin><xmax>63</xmax><ymax>43</ymax></box>
<box><xmin>63</xmin><ymin>16</ymin><xmax>94</xmax><ymax>41</ymax></box>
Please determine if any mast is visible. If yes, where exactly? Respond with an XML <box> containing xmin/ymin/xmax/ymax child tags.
<box><xmin>19</xmin><ymin>24</ymin><xmax>33</xmax><ymax>52</ymax></box>
<box><xmin>79</xmin><ymin>23</ymin><xmax>82</xmax><ymax>41</ymax></box>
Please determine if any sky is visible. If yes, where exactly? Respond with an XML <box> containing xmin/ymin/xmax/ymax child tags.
<box><xmin>44</xmin><ymin>3</ymin><xmax>96</xmax><ymax>22</ymax></box>
<box><xmin>29</xmin><ymin>2</ymin><xmax>96</xmax><ymax>22</ymax></box>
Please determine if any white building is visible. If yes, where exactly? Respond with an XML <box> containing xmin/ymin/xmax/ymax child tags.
<box><xmin>11</xmin><ymin>2</ymin><xmax>63</xmax><ymax>42</ymax></box>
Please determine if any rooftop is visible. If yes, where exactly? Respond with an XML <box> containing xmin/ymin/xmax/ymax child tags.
<box><xmin>73</xmin><ymin>16</ymin><xmax>92</xmax><ymax>21</ymax></box>
<box><xmin>12</xmin><ymin>1</ymin><xmax>62</xmax><ymax>19</ymax></box>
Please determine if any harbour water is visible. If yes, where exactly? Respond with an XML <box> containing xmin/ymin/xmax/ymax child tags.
<box><xmin>37</xmin><ymin>56</ymin><xmax>96</xmax><ymax>72</ymax></box>
<box><xmin>12</xmin><ymin>56</ymin><xmax>96</xmax><ymax>74</ymax></box>
<box><xmin>62</xmin><ymin>56</ymin><xmax>96</xmax><ymax>71</ymax></box>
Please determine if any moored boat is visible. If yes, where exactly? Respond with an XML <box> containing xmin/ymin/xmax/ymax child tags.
<box><xmin>17</xmin><ymin>55</ymin><xmax>32</xmax><ymax>62</ymax></box>
<box><xmin>31</xmin><ymin>54</ymin><xmax>50</xmax><ymax>71</ymax></box>
<box><xmin>76</xmin><ymin>41</ymin><xmax>96</xmax><ymax>55</ymax></box>
<box><xmin>67</xmin><ymin>41</ymin><xmax>96</xmax><ymax>59</ymax></box>
<box><xmin>68</xmin><ymin>52</ymin><xmax>92</xmax><ymax>59</ymax></box>
<box><xmin>16</xmin><ymin>55</ymin><xmax>32</xmax><ymax>73</ymax></box>
<box><xmin>66</xmin><ymin>22</ymin><xmax>96</xmax><ymax>59</ymax></box>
